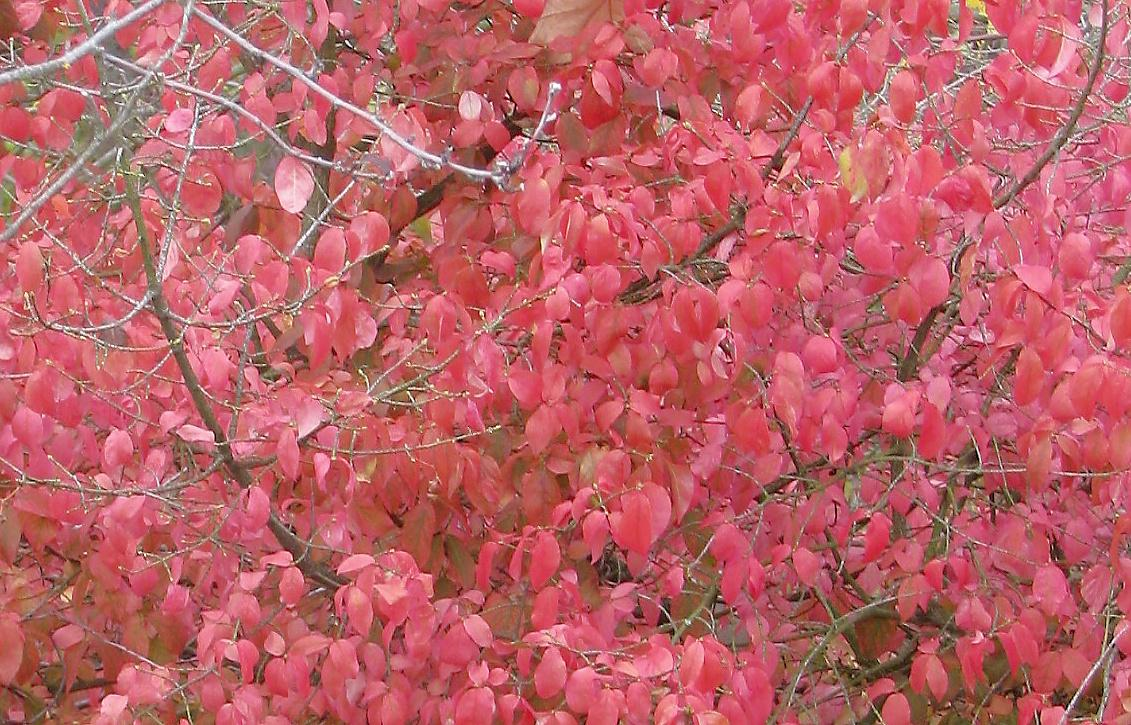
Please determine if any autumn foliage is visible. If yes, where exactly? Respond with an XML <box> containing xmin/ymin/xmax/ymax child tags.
<box><xmin>2</xmin><ymin>0</ymin><xmax>1131</xmax><ymax>722</ymax></box>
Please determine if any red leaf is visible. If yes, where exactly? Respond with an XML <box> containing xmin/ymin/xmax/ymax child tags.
<box><xmin>516</xmin><ymin>178</ymin><xmax>551</xmax><ymax>234</ymax></box>
<box><xmin>566</xmin><ymin>666</ymin><xmax>599</xmax><ymax>713</ymax></box>
<box><xmin>525</xmin><ymin>404</ymin><xmax>560</xmax><ymax>454</ymax></box>
<box><xmin>244</xmin><ymin>486</ymin><xmax>269</xmax><ymax>532</ymax></box>
<box><xmin>801</xmin><ymin>336</ymin><xmax>838</xmax><ymax>374</ymax></box>
<box><xmin>11</xmin><ymin>406</ymin><xmax>43</xmax><ymax>448</ymax></box>
<box><xmin>15</xmin><ymin>241</ymin><xmax>43</xmax><ymax>293</ymax></box>
<box><xmin>183</xmin><ymin>169</ymin><xmax>223</xmax><ymax>216</ymax></box>
<box><xmin>277</xmin><ymin>427</ymin><xmax>300</xmax><ymax>480</ymax></box>
<box><xmin>23</xmin><ymin>368</ymin><xmax>55</xmax><ymax>415</ymax></box>
<box><xmin>275</xmin><ymin>156</ymin><xmax>315</xmax><ymax>215</ymax></box>
<box><xmin>102</xmin><ymin>428</ymin><xmax>134</xmax><ymax>471</ymax></box>
<box><xmin>514</xmin><ymin>0</ymin><xmax>545</xmax><ymax>17</ymax></box>
<box><xmin>401</xmin><ymin>502</ymin><xmax>437</xmax><ymax>566</ymax></box>
<box><xmin>882</xmin><ymin>394</ymin><xmax>916</xmax><ymax>438</ymax></box>
<box><xmin>582</xmin><ymin>511</ymin><xmax>609</xmax><ymax>562</ymax></box>
<box><xmin>587</xmin><ymin>689</ymin><xmax>621</xmax><ymax>725</ymax></box>
<box><xmin>455</xmin><ymin>687</ymin><xmax>496</xmax><ymax>725</ymax></box>
<box><xmin>1026</xmin><ymin>435</ymin><xmax>1052</xmax><ymax>493</ymax></box>
<box><xmin>908</xmin><ymin>257</ymin><xmax>950</xmax><ymax>309</ymax></box>
<box><xmin>51</xmin><ymin>623</ymin><xmax>84</xmax><ymax>650</ymax></box>
<box><xmin>889</xmin><ymin>70</ymin><xmax>919</xmax><ymax>123</ymax></box>
<box><xmin>177</xmin><ymin>424</ymin><xmax>216</xmax><ymax>448</ymax></box>
<box><xmin>163</xmin><ymin>107</ymin><xmax>194</xmax><ymax>133</ymax></box>
<box><xmin>635</xmin><ymin>48</ymin><xmax>678</xmax><ymax>87</ymax></box>
<box><xmin>918</xmin><ymin>402</ymin><xmax>946</xmax><ymax>460</ymax></box>
<box><xmin>881</xmin><ymin>692</ymin><xmax>911</xmax><ymax>725</ymax></box>
<box><xmin>911</xmin><ymin>653</ymin><xmax>949</xmax><ymax>701</ymax></box>
<box><xmin>793</xmin><ymin>547</ymin><xmax>820</xmax><ymax>586</ymax></box>
<box><xmin>1112</xmin><ymin>292</ymin><xmax>1131</xmax><ymax>345</ymax></box>
<box><xmin>1014</xmin><ymin>346</ymin><xmax>1044</xmax><ymax>405</ymax></box>
<box><xmin>1015</xmin><ymin>264</ymin><xmax>1052</xmax><ymax>296</ymax></box>
<box><xmin>314</xmin><ymin>228</ymin><xmax>346</xmax><ymax>273</ymax></box>
<box><xmin>862</xmin><ymin>514</ymin><xmax>891</xmax><ymax>563</ymax></box>
<box><xmin>641</xmin><ymin>483</ymin><xmax>672</xmax><ymax>540</ymax></box>
<box><xmin>1033</xmin><ymin>564</ymin><xmax>1070</xmax><ymax>616</ymax></box>
<box><xmin>529</xmin><ymin>531</ymin><xmax>560</xmax><ymax>590</ymax></box>
<box><xmin>344</xmin><ymin>586</ymin><xmax>373</xmax><ymax>636</ymax></box>
<box><xmin>463</xmin><ymin>615</ymin><xmax>493</xmax><ymax>647</ymax></box>
<box><xmin>100</xmin><ymin>694</ymin><xmax>129</xmax><ymax>721</ymax></box>
<box><xmin>0</xmin><ymin>613</ymin><xmax>23</xmax><ymax>684</ymax></box>
<box><xmin>337</xmin><ymin>554</ymin><xmax>375</xmax><ymax>576</ymax></box>
<box><xmin>612</xmin><ymin>491</ymin><xmax>653</xmax><ymax>556</ymax></box>
<box><xmin>1069</xmin><ymin>364</ymin><xmax>1104</xmax><ymax>419</ymax></box>
<box><xmin>534</xmin><ymin>646</ymin><xmax>567</xmax><ymax>698</ymax></box>
<box><xmin>508</xmin><ymin>368</ymin><xmax>543</xmax><ymax>410</ymax></box>
<box><xmin>279</xmin><ymin>568</ymin><xmax>305</xmax><ymax>606</ymax></box>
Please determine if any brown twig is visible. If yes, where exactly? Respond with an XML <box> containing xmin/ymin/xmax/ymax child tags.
<box><xmin>127</xmin><ymin>176</ymin><xmax>343</xmax><ymax>591</ymax></box>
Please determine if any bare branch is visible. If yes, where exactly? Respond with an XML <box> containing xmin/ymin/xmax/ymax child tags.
<box><xmin>0</xmin><ymin>0</ymin><xmax>163</xmax><ymax>85</ymax></box>
<box><xmin>191</xmin><ymin>8</ymin><xmax>561</xmax><ymax>186</ymax></box>
<box><xmin>993</xmin><ymin>0</ymin><xmax>1108</xmax><ymax>209</ymax></box>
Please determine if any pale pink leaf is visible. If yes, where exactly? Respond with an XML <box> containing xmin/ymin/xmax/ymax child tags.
<box><xmin>534</xmin><ymin>646</ymin><xmax>567</xmax><ymax>698</ymax></box>
<box><xmin>275</xmin><ymin>156</ymin><xmax>315</xmax><ymax>214</ymax></box>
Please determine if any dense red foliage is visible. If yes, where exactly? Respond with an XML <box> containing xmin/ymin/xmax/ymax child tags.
<box><xmin>2</xmin><ymin>0</ymin><xmax>1131</xmax><ymax>722</ymax></box>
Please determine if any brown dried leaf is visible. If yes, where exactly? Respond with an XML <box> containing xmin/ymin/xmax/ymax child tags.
<box><xmin>528</xmin><ymin>0</ymin><xmax>625</xmax><ymax>45</ymax></box>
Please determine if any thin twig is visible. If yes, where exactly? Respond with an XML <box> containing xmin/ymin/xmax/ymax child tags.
<box><xmin>0</xmin><ymin>0</ymin><xmax>163</xmax><ymax>85</ymax></box>
<box><xmin>192</xmin><ymin>8</ymin><xmax>560</xmax><ymax>186</ymax></box>
<box><xmin>993</xmin><ymin>0</ymin><xmax>1108</xmax><ymax>209</ymax></box>
<box><xmin>125</xmin><ymin>175</ymin><xmax>343</xmax><ymax>591</ymax></box>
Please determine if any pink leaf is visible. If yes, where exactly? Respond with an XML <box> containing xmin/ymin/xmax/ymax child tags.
<box><xmin>314</xmin><ymin>228</ymin><xmax>347</xmax><ymax>273</ymax></box>
<box><xmin>529</xmin><ymin>531</ymin><xmax>560</xmax><ymax>590</ymax></box>
<box><xmin>337</xmin><ymin>554</ymin><xmax>376</xmax><ymax>576</ymax></box>
<box><xmin>566</xmin><ymin>666</ymin><xmax>599</xmax><ymax>713</ymax></box>
<box><xmin>463</xmin><ymin>615</ymin><xmax>493</xmax><ymax>647</ymax></box>
<box><xmin>508</xmin><ymin>368</ymin><xmax>543</xmax><ymax>410</ymax></box>
<box><xmin>100</xmin><ymin>694</ymin><xmax>129</xmax><ymax>721</ymax></box>
<box><xmin>534</xmin><ymin>646</ymin><xmax>567</xmax><ymax>698</ymax></box>
<box><xmin>862</xmin><ymin>514</ymin><xmax>891</xmax><ymax>563</ymax></box>
<box><xmin>177</xmin><ymin>424</ymin><xmax>216</xmax><ymax>447</ymax></box>
<box><xmin>612</xmin><ymin>492</ymin><xmax>653</xmax><ymax>556</ymax></box>
<box><xmin>458</xmin><ymin>90</ymin><xmax>484</xmax><ymax>121</ymax></box>
<box><xmin>1033</xmin><ymin>565</ymin><xmax>1070</xmax><ymax>616</ymax></box>
<box><xmin>15</xmin><ymin>241</ymin><xmax>43</xmax><ymax>293</ymax></box>
<box><xmin>345</xmin><ymin>586</ymin><xmax>373</xmax><ymax>636</ymax></box>
<box><xmin>277</xmin><ymin>427</ymin><xmax>300</xmax><ymax>480</ymax></box>
<box><xmin>11</xmin><ymin>406</ymin><xmax>43</xmax><ymax>448</ymax></box>
<box><xmin>102</xmin><ymin>428</ymin><xmax>134</xmax><ymax>470</ymax></box>
<box><xmin>525</xmin><ymin>404</ymin><xmax>560</xmax><ymax>454</ymax></box>
<box><xmin>1015</xmin><ymin>264</ymin><xmax>1052</xmax><ymax>296</ymax></box>
<box><xmin>909</xmin><ymin>257</ymin><xmax>950</xmax><ymax>308</ymax></box>
<box><xmin>244</xmin><ymin>486</ymin><xmax>270</xmax><ymax>532</ymax></box>
<box><xmin>0</xmin><ymin>613</ymin><xmax>23</xmax><ymax>684</ymax></box>
<box><xmin>275</xmin><ymin>156</ymin><xmax>315</xmax><ymax>214</ymax></box>
<box><xmin>163</xmin><ymin>107</ymin><xmax>194</xmax><ymax>133</ymax></box>
<box><xmin>280</xmin><ymin>567</ymin><xmax>305</xmax><ymax>606</ymax></box>
<box><xmin>51</xmin><ymin>623</ymin><xmax>84</xmax><ymax>650</ymax></box>
<box><xmin>793</xmin><ymin>547</ymin><xmax>820</xmax><ymax>586</ymax></box>
<box><xmin>881</xmin><ymin>693</ymin><xmax>910</xmax><ymax>725</ymax></box>
<box><xmin>455</xmin><ymin>687</ymin><xmax>496</xmax><ymax>725</ymax></box>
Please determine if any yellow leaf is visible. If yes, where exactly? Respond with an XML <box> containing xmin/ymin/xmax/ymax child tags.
<box><xmin>839</xmin><ymin>148</ymin><xmax>868</xmax><ymax>203</ymax></box>
<box><xmin>964</xmin><ymin>0</ymin><xmax>995</xmax><ymax>31</ymax></box>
